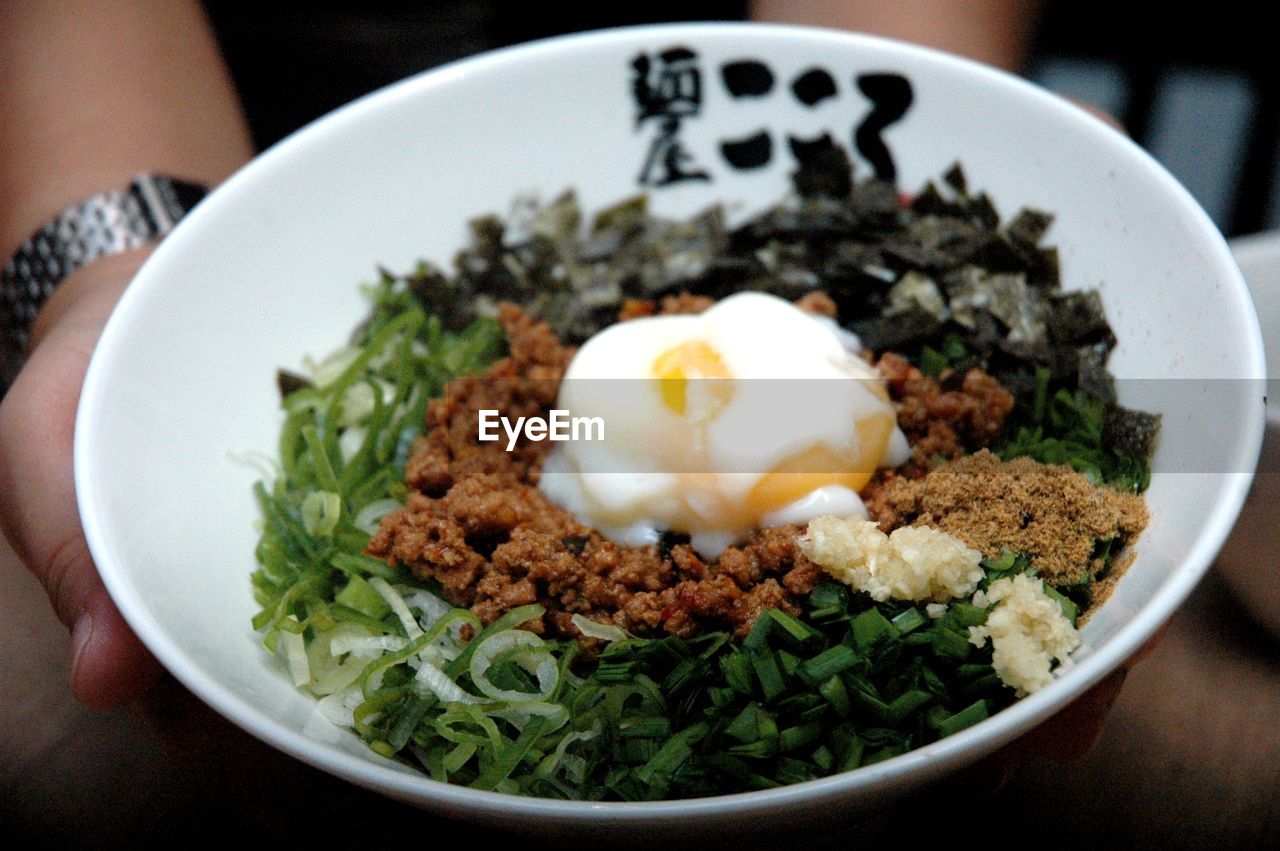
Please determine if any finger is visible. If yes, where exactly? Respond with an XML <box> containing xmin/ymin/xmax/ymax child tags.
<box><xmin>1062</xmin><ymin>95</ymin><xmax>1125</xmax><ymax>134</ymax></box>
<box><xmin>1025</xmin><ymin>665</ymin><xmax>1129</xmax><ymax>762</ymax></box>
<box><xmin>0</xmin><ymin>261</ymin><xmax>159</xmax><ymax>708</ymax></box>
<box><xmin>959</xmin><ymin>622</ymin><xmax>1167</xmax><ymax>777</ymax></box>
<box><xmin>940</xmin><ymin>661</ymin><xmax>1133</xmax><ymax>797</ymax></box>
<box><xmin>133</xmin><ymin>677</ymin><xmax>480</xmax><ymax>842</ymax></box>
<box><xmin>72</xmin><ymin>579</ymin><xmax>164</xmax><ymax>708</ymax></box>
<box><xmin>1128</xmin><ymin>621</ymin><xmax>1169</xmax><ymax>665</ymax></box>
<box><xmin>942</xmin><ymin>740</ymin><xmax>1021</xmax><ymax>796</ymax></box>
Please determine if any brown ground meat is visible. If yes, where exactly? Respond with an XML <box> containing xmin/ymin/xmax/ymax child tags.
<box><xmin>617</xmin><ymin>292</ymin><xmax>715</xmax><ymax>322</ymax></box>
<box><xmin>793</xmin><ymin>290</ymin><xmax>838</xmax><ymax>318</ymax></box>
<box><xmin>617</xmin><ymin>298</ymin><xmax>656</xmax><ymax>321</ymax></box>
<box><xmin>403</xmin><ymin>303</ymin><xmax>568</xmax><ymax>495</ymax></box>
<box><xmin>622</xmin><ymin>290</ymin><xmax>836</xmax><ymax>321</ymax></box>
<box><xmin>370</xmin><ymin>478</ymin><xmax>824</xmax><ymax>640</ymax></box>
<box><xmin>369</xmin><ymin>297</ymin><xmax>1025</xmax><ymax>643</ymax></box>
<box><xmin>368</xmin><ymin>302</ymin><xmax>825</xmax><ymax>641</ymax></box>
<box><xmin>659</xmin><ymin>292</ymin><xmax>716</xmax><ymax>315</ymax></box>
<box><xmin>873</xmin><ymin>351</ymin><xmax>1014</xmax><ymax>477</ymax></box>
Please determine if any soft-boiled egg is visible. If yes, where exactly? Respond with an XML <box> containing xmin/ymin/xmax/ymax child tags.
<box><xmin>538</xmin><ymin>292</ymin><xmax>909</xmax><ymax>557</ymax></box>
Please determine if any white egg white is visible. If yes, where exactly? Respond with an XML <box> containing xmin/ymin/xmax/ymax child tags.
<box><xmin>539</xmin><ymin>292</ymin><xmax>909</xmax><ymax>557</ymax></box>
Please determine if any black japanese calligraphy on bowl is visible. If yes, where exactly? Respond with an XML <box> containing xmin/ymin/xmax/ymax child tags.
<box><xmin>633</xmin><ymin>45</ymin><xmax>913</xmax><ymax>184</ymax></box>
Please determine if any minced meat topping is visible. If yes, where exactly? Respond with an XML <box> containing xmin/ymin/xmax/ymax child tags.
<box><xmin>368</xmin><ymin>302</ymin><xmax>828</xmax><ymax>641</ymax></box>
<box><xmin>873</xmin><ymin>351</ymin><xmax>1014</xmax><ymax>477</ymax></box>
<box><xmin>367</xmin><ymin>300</ymin><xmax>1129</xmax><ymax>644</ymax></box>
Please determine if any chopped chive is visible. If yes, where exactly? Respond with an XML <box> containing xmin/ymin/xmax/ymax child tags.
<box><xmin>775</xmin><ymin>757</ymin><xmax>816</xmax><ymax>785</ymax></box>
<box><xmin>725</xmin><ymin>705</ymin><xmax>767</xmax><ymax>744</ymax></box>
<box><xmin>819</xmin><ymin>675</ymin><xmax>852</xmax><ymax>717</ymax></box>
<box><xmin>809</xmin><ymin>581</ymin><xmax>847</xmax><ymax>611</ymax></box>
<box><xmin>619</xmin><ymin>717</ymin><xmax>672</xmax><ymax>739</ymax></box>
<box><xmin>934</xmin><ymin>699</ymin><xmax>990</xmax><ymax>737</ymax></box>
<box><xmin>766</xmin><ymin>609</ymin><xmax>822</xmax><ymax>649</ymax></box>
<box><xmin>779</xmin><ymin>722</ymin><xmax>823</xmax><ymax>752</ymax></box>
<box><xmin>388</xmin><ymin>695</ymin><xmax>436</xmax><ymax>751</ymax></box>
<box><xmin>750</xmin><ymin>648</ymin><xmax>788</xmax><ymax>703</ymax></box>
<box><xmin>929</xmin><ymin>627</ymin><xmax>973</xmax><ymax>660</ymax></box>
<box><xmin>882</xmin><ymin>690</ymin><xmax>933</xmax><ymax>723</ymax></box>
<box><xmin>891</xmin><ymin>608</ymin><xmax>927</xmax><ymax>635</ymax></box>
<box><xmin>948</xmin><ymin>602</ymin><xmax>989</xmax><ymax>628</ymax></box>
<box><xmin>635</xmin><ymin>722</ymin><xmax>706</xmax><ymax>784</ymax></box>
<box><xmin>721</xmin><ymin>651</ymin><xmax>754</xmax><ymax>694</ymax></box>
<box><xmin>1041</xmin><ymin>581</ymin><xmax>1080</xmax><ymax>624</ymax></box>
<box><xmin>851</xmin><ymin>609</ymin><xmax>896</xmax><ymax>653</ymax></box>
<box><xmin>799</xmin><ymin>644</ymin><xmax>860</xmax><ymax>685</ymax></box>
<box><xmin>743</xmin><ymin>612</ymin><xmax>773</xmax><ymax>651</ymax></box>
<box><xmin>864</xmin><ymin>743</ymin><xmax>907</xmax><ymax>765</ymax></box>
<box><xmin>831</xmin><ymin>725</ymin><xmax>864</xmax><ymax>771</ymax></box>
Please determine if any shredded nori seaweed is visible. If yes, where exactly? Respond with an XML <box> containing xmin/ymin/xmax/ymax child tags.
<box><xmin>275</xmin><ymin>368</ymin><xmax>312</xmax><ymax>398</ymax></box>
<box><xmin>379</xmin><ymin>153</ymin><xmax>1157</xmax><ymax>481</ymax></box>
<box><xmin>1103</xmin><ymin>406</ymin><xmax>1162</xmax><ymax>460</ymax></box>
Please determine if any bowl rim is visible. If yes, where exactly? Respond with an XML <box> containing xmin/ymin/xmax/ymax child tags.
<box><xmin>75</xmin><ymin>20</ymin><xmax>1267</xmax><ymax>823</ymax></box>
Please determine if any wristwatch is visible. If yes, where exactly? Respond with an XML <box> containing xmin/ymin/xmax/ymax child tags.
<box><xmin>1</xmin><ymin>173</ymin><xmax>209</xmax><ymax>386</ymax></box>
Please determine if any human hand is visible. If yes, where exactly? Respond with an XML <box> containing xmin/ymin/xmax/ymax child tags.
<box><xmin>0</xmin><ymin>250</ymin><xmax>163</xmax><ymax>709</ymax></box>
<box><xmin>2</xmin><ymin>0</ymin><xmax>251</xmax><ymax>711</ymax></box>
<box><xmin>947</xmin><ymin>627</ymin><xmax>1166</xmax><ymax>794</ymax></box>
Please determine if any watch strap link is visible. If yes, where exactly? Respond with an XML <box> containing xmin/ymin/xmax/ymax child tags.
<box><xmin>1</xmin><ymin>174</ymin><xmax>208</xmax><ymax>384</ymax></box>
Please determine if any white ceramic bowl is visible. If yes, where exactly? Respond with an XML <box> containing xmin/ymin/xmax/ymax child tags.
<box><xmin>75</xmin><ymin>23</ymin><xmax>1265</xmax><ymax>834</ymax></box>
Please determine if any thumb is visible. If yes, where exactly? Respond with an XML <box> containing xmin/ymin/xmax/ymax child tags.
<box><xmin>65</xmin><ymin>545</ymin><xmax>163</xmax><ymax>709</ymax></box>
<box><xmin>0</xmin><ymin>256</ymin><xmax>162</xmax><ymax>708</ymax></box>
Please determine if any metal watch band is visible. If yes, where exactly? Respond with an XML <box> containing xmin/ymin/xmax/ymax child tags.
<box><xmin>1</xmin><ymin>174</ymin><xmax>208</xmax><ymax>386</ymax></box>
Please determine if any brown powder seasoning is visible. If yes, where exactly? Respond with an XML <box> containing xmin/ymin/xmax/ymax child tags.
<box><xmin>864</xmin><ymin>449</ymin><xmax>1148</xmax><ymax>612</ymax></box>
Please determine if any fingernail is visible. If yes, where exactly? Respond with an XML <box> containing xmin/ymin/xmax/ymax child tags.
<box><xmin>71</xmin><ymin>611</ymin><xmax>94</xmax><ymax>677</ymax></box>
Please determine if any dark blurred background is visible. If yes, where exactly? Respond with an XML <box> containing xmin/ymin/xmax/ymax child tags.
<box><xmin>204</xmin><ymin>0</ymin><xmax>1279</xmax><ymax>236</ymax></box>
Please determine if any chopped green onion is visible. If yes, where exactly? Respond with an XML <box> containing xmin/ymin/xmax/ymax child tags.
<box><xmin>891</xmin><ymin>608</ymin><xmax>927</xmax><ymax>635</ymax></box>
<box><xmin>933</xmin><ymin>699</ymin><xmax>990</xmax><ymax>737</ymax></box>
<box><xmin>799</xmin><ymin>644</ymin><xmax>860</xmax><ymax>685</ymax></box>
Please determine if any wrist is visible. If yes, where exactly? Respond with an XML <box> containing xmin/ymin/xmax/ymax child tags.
<box><xmin>4</xmin><ymin>174</ymin><xmax>207</xmax><ymax>383</ymax></box>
